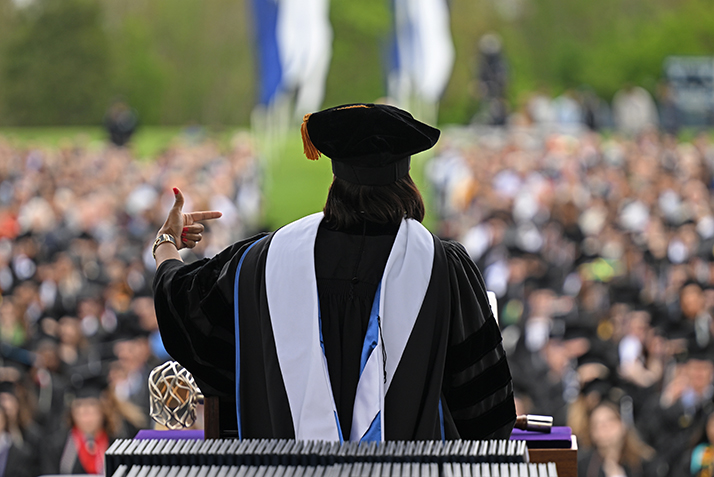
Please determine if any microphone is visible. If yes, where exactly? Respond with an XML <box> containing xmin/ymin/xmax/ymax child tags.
<box><xmin>514</xmin><ymin>414</ymin><xmax>553</xmax><ymax>433</ymax></box>
<box><xmin>148</xmin><ymin>360</ymin><xmax>204</xmax><ymax>429</ymax></box>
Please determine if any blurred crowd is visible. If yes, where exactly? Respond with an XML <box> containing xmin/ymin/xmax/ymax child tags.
<box><xmin>0</xmin><ymin>96</ymin><xmax>711</xmax><ymax>477</ymax></box>
<box><xmin>428</xmin><ymin>124</ymin><xmax>714</xmax><ymax>476</ymax></box>
<box><xmin>0</xmin><ymin>131</ymin><xmax>261</xmax><ymax>475</ymax></box>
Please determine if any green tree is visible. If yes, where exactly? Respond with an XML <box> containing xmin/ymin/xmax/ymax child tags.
<box><xmin>2</xmin><ymin>0</ymin><xmax>111</xmax><ymax>125</ymax></box>
<box><xmin>323</xmin><ymin>0</ymin><xmax>392</xmax><ymax>107</ymax></box>
<box><xmin>102</xmin><ymin>0</ymin><xmax>255</xmax><ymax>125</ymax></box>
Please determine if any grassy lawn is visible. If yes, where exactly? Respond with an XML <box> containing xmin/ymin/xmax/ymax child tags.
<box><xmin>0</xmin><ymin>126</ymin><xmax>187</xmax><ymax>159</ymax></box>
<box><xmin>0</xmin><ymin>126</ymin><xmax>438</xmax><ymax>231</ymax></box>
<box><xmin>261</xmin><ymin>129</ymin><xmax>334</xmax><ymax>229</ymax></box>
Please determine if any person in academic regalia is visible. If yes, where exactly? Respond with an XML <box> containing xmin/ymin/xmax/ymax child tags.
<box><xmin>42</xmin><ymin>378</ymin><xmax>114</xmax><ymax>476</ymax></box>
<box><xmin>577</xmin><ymin>401</ymin><xmax>655</xmax><ymax>477</ymax></box>
<box><xmin>104</xmin><ymin>100</ymin><xmax>138</xmax><ymax>147</ymax></box>
<box><xmin>637</xmin><ymin>348</ymin><xmax>714</xmax><ymax>476</ymax></box>
<box><xmin>0</xmin><ymin>383</ymin><xmax>36</xmax><ymax>477</ymax></box>
<box><xmin>152</xmin><ymin>103</ymin><xmax>516</xmax><ymax>442</ymax></box>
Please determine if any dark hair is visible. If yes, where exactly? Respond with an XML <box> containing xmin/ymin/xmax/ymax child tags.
<box><xmin>586</xmin><ymin>401</ymin><xmax>654</xmax><ymax>473</ymax></box>
<box><xmin>323</xmin><ymin>174</ymin><xmax>425</xmax><ymax>230</ymax></box>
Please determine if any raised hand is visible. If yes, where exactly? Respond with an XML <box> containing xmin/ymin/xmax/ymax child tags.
<box><xmin>159</xmin><ymin>187</ymin><xmax>222</xmax><ymax>250</ymax></box>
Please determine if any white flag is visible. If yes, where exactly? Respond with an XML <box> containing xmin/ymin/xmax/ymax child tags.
<box><xmin>277</xmin><ymin>0</ymin><xmax>333</xmax><ymax>118</ymax></box>
<box><xmin>391</xmin><ymin>0</ymin><xmax>455</xmax><ymax>105</ymax></box>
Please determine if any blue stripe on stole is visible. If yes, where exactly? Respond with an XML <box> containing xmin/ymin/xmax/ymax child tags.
<box><xmin>355</xmin><ymin>282</ymin><xmax>382</xmax><ymax>443</ymax></box>
<box><xmin>360</xmin><ymin>282</ymin><xmax>382</xmax><ymax>374</ymax></box>
<box><xmin>334</xmin><ymin>411</ymin><xmax>344</xmax><ymax>445</ymax></box>
<box><xmin>318</xmin><ymin>295</ymin><xmax>326</xmax><ymax>354</ymax></box>
<box><xmin>438</xmin><ymin>399</ymin><xmax>445</xmax><ymax>442</ymax></box>
<box><xmin>360</xmin><ymin>411</ymin><xmax>381</xmax><ymax>443</ymax></box>
<box><xmin>234</xmin><ymin>237</ymin><xmax>267</xmax><ymax>440</ymax></box>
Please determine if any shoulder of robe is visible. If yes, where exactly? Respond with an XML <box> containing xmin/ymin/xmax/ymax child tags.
<box><xmin>440</xmin><ymin>239</ymin><xmax>486</xmax><ymax>286</ymax></box>
<box><xmin>438</xmin><ymin>237</ymin><xmax>493</xmax><ymax>324</ymax></box>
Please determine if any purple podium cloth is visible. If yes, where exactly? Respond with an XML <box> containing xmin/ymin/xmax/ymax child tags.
<box><xmin>135</xmin><ymin>429</ymin><xmax>204</xmax><ymax>440</ymax></box>
<box><xmin>134</xmin><ymin>427</ymin><xmax>570</xmax><ymax>447</ymax></box>
<box><xmin>510</xmin><ymin>426</ymin><xmax>572</xmax><ymax>449</ymax></box>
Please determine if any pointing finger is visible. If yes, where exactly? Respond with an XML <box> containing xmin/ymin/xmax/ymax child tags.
<box><xmin>187</xmin><ymin>211</ymin><xmax>223</xmax><ymax>222</ymax></box>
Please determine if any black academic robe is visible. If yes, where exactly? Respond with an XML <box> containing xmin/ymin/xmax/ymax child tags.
<box><xmin>154</xmin><ymin>217</ymin><xmax>515</xmax><ymax>441</ymax></box>
<box><xmin>0</xmin><ymin>440</ymin><xmax>36</xmax><ymax>477</ymax></box>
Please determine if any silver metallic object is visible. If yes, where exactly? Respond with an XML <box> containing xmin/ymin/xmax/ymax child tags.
<box><xmin>514</xmin><ymin>414</ymin><xmax>553</xmax><ymax>433</ymax></box>
<box><xmin>148</xmin><ymin>360</ymin><xmax>204</xmax><ymax>429</ymax></box>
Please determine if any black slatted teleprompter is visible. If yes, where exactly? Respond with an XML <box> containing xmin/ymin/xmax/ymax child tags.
<box><xmin>108</xmin><ymin>461</ymin><xmax>558</xmax><ymax>477</ymax></box>
<box><xmin>105</xmin><ymin>439</ymin><xmax>551</xmax><ymax>477</ymax></box>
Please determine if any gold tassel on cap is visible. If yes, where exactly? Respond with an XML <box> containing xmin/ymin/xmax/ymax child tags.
<box><xmin>334</xmin><ymin>104</ymin><xmax>371</xmax><ymax>112</ymax></box>
<box><xmin>301</xmin><ymin>114</ymin><xmax>321</xmax><ymax>160</ymax></box>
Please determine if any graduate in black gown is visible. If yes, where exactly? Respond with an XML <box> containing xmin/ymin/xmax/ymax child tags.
<box><xmin>152</xmin><ymin>103</ymin><xmax>516</xmax><ymax>441</ymax></box>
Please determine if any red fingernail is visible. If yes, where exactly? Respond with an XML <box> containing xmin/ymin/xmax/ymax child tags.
<box><xmin>182</xmin><ymin>227</ymin><xmax>188</xmax><ymax>232</ymax></box>
<box><xmin>173</xmin><ymin>187</ymin><xmax>179</xmax><ymax>195</ymax></box>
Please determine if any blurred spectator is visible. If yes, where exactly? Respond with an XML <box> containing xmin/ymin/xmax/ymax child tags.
<box><xmin>111</xmin><ymin>326</ymin><xmax>155</xmax><ymax>418</ymax></box>
<box><xmin>613</xmin><ymin>85</ymin><xmax>659</xmax><ymax>136</ymax></box>
<box><xmin>56</xmin><ymin>315</ymin><xmax>90</xmax><ymax>374</ymax></box>
<box><xmin>0</xmin><ymin>405</ymin><xmax>34</xmax><ymax>477</ymax></box>
<box><xmin>475</xmin><ymin>33</ymin><xmax>509</xmax><ymax>126</ymax></box>
<box><xmin>31</xmin><ymin>339</ymin><xmax>69</xmax><ymax>435</ymax></box>
<box><xmin>658</xmin><ymin>81</ymin><xmax>682</xmax><ymax>137</ymax></box>
<box><xmin>552</xmin><ymin>90</ymin><xmax>584</xmax><ymax>135</ymax></box>
<box><xmin>618</xmin><ymin>309</ymin><xmax>664</xmax><ymax>390</ymax></box>
<box><xmin>639</xmin><ymin>352</ymin><xmax>714</xmax><ymax>474</ymax></box>
<box><xmin>674</xmin><ymin>282</ymin><xmax>713</xmax><ymax>351</ymax></box>
<box><xmin>43</xmin><ymin>380</ymin><xmax>113</xmax><ymax>475</ymax></box>
<box><xmin>579</xmin><ymin>87</ymin><xmax>612</xmax><ymax>132</ymax></box>
<box><xmin>0</xmin><ymin>381</ymin><xmax>40</xmax><ymax>476</ymax></box>
<box><xmin>578</xmin><ymin>400</ymin><xmax>655</xmax><ymax>477</ymax></box>
<box><xmin>104</xmin><ymin>100</ymin><xmax>139</xmax><ymax>147</ymax></box>
<box><xmin>0</xmin><ymin>298</ymin><xmax>27</xmax><ymax>347</ymax></box>
<box><xmin>688</xmin><ymin>410</ymin><xmax>714</xmax><ymax>477</ymax></box>
<box><xmin>132</xmin><ymin>294</ymin><xmax>170</xmax><ymax>361</ymax></box>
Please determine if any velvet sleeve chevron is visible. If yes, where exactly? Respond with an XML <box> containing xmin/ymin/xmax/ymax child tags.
<box><xmin>441</xmin><ymin>240</ymin><xmax>516</xmax><ymax>440</ymax></box>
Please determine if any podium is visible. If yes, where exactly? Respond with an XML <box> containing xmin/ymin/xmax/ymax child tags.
<box><xmin>148</xmin><ymin>363</ymin><xmax>575</xmax><ymax>475</ymax></box>
<box><xmin>529</xmin><ymin>438</ymin><xmax>578</xmax><ymax>477</ymax></box>
<box><xmin>202</xmin><ymin>397</ymin><xmax>577</xmax><ymax>477</ymax></box>
<box><xmin>512</xmin><ymin>427</ymin><xmax>578</xmax><ymax>477</ymax></box>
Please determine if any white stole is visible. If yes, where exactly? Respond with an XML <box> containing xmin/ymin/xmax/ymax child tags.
<box><xmin>265</xmin><ymin>212</ymin><xmax>434</xmax><ymax>441</ymax></box>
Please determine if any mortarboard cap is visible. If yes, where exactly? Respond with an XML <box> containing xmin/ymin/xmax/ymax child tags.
<box><xmin>562</xmin><ymin>321</ymin><xmax>595</xmax><ymax>341</ymax></box>
<box><xmin>69</xmin><ymin>371</ymin><xmax>108</xmax><ymax>400</ymax></box>
<box><xmin>301</xmin><ymin>103</ymin><xmax>440</xmax><ymax>186</ymax></box>
<box><xmin>580</xmin><ymin>377</ymin><xmax>613</xmax><ymax>398</ymax></box>
<box><xmin>111</xmin><ymin>313</ymin><xmax>150</xmax><ymax>344</ymax></box>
